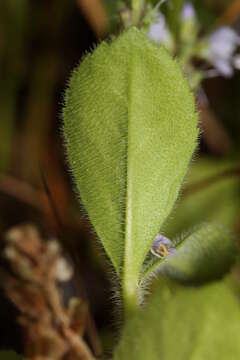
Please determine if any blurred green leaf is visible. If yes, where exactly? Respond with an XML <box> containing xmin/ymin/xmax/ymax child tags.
<box><xmin>192</xmin><ymin>0</ymin><xmax>223</xmax><ymax>29</ymax></box>
<box><xmin>164</xmin><ymin>158</ymin><xmax>240</xmax><ymax>238</ymax></box>
<box><xmin>114</xmin><ymin>280</ymin><xmax>240</xmax><ymax>360</ymax></box>
<box><xmin>103</xmin><ymin>0</ymin><xmax>122</xmax><ymax>29</ymax></box>
<box><xmin>0</xmin><ymin>89</ymin><xmax>15</xmax><ymax>172</ymax></box>
<box><xmin>0</xmin><ymin>0</ymin><xmax>28</xmax><ymax>172</ymax></box>
<box><xmin>142</xmin><ymin>223</ymin><xmax>236</xmax><ymax>284</ymax></box>
<box><xmin>63</xmin><ymin>27</ymin><xmax>198</xmax><ymax>308</ymax></box>
<box><xmin>166</xmin><ymin>0</ymin><xmax>185</xmax><ymax>34</ymax></box>
<box><xmin>0</xmin><ymin>351</ymin><xmax>22</xmax><ymax>360</ymax></box>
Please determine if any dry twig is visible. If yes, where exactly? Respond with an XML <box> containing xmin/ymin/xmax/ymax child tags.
<box><xmin>76</xmin><ymin>0</ymin><xmax>108</xmax><ymax>38</ymax></box>
<box><xmin>2</xmin><ymin>224</ymin><xmax>95</xmax><ymax>360</ymax></box>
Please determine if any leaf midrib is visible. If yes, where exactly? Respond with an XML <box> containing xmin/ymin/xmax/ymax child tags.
<box><xmin>122</xmin><ymin>48</ymin><xmax>139</xmax><ymax>305</ymax></box>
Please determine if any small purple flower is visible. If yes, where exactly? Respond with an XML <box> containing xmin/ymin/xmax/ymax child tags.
<box><xmin>181</xmin><ymin>2</ymin><xmax>196</xmax><ymax>21</ymax></box>
<box><xmin>148</xmin><ymin>13</ymin><xmax>170</xmax><ymax>44</ymax></box>
<box><xmin>151</xmin><ymin>234</ymin><xmax>176</xmax><ymax>258</ymax></box>
<box><xmin>208</xmin><ymin>27</ymin><xmax>240</xmax><ymax>77</ymax></box>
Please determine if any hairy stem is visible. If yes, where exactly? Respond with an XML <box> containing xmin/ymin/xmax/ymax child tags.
<box><xmin>122</xmin><ymin>270</ymin><xmax>139</xmax><ymax>319</ymax></box>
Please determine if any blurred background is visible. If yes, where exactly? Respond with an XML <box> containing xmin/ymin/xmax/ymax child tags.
<box><xmin>0</xmin><ymin>0</ymin><xmax>240</xmax><ymax>356</ymax></box>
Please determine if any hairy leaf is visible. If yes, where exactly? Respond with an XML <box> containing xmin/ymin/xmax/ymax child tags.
<box><xmin>114</xmin><ymin>280</ymin><xmax>240</xmax><ymax>360</ymax></box>
<box><xmin>63</xmin><ymin>27</ymin><xmax>198</xmax><ymax>287</ymax></box>
<box><xmin>142</xmin><ymin>223</ymin><xmax>236</xmax><ymax>284</ymax></box>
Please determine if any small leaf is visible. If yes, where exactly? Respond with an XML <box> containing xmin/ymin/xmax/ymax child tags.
<box><xmin>142</xmin><ymin>223</ymin><xmax>236</xmax><ymax>284</ymax></box>
<box><xmin>63</xmin><ymin>27</ymin><xmax>198</xmax><ymax>293</ymax></box>
<box><xmin>114</xmin><ymin>280</ymin><xmax>240</xmax><ymax>360</ymax></box>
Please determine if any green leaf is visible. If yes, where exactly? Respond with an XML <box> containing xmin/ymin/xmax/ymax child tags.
<box><xmin>142</xmin><ymin>223</ymin><xmax>236</xmax><ymax>285</ymax></box>
<box><xmin>63</xmin><ymin>27</ymin><xmax>198</xmax><ymax>307</ymax></box>
<box><xmin>165</xmin><ymin>158</ymin><xmax>240</xmax><ymax>239</ymax></box>
<box><xmin>0</xmin><ymin>351</ymin><xmax>22</xmax><ymax>360</ymax></box>
<box><xmin>114</xmin><ymin>280</ymin><xmax>240</xmax><ymax>360</ymax></box>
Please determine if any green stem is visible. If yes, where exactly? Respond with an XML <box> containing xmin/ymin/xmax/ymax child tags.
<box><xmin>131</xmin><ymin>0</ymin><xmax>145</xmax><ymax>26</ymax></box>
<box><xmin>122</xmin><ymin>269</ymin><xmax>139</xmax><ymax>319</ymax></box>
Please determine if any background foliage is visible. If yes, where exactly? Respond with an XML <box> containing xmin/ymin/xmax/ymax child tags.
<box><xmin>0</xmin><ymin>0</ymin><xmax>240</xmax><ymax>358</ymax></box>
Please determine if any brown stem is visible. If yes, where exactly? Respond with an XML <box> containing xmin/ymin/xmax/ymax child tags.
<box><xmin>76</xmin><ymin>0</ymin><xmax>108</xmax><ymax>38</ymax></box>
<box><xmin>218</xmin><ymin>0</ymin><xmax>240</xmax><ymax>25</ymax></box>
<box><xmin>62</xmin><ymin>327</ymin><xmax>95</xmax><ymax>360</ymax></box>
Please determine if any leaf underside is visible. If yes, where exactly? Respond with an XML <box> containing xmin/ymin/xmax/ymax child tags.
<box><xmin>63</xmin><ymin>27</ymin><xmax>198</xmax><ymax>278</ymax></box>
<box><xmin>114</xmin><ymin>280</ymin><xmax>240</xmax><ymax>360</ymax></box>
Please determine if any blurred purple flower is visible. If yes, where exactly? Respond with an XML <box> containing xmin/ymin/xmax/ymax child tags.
<box><xmin>151</xmin><ymin>234</ymin><xmax>176</xmax><ymax>258</ymax></box>
<box><xmin>148</xmin><ymin>13</ymin><xmax>170</xmax><ymax>44</ymax></box>
<box><xmin>181</xmin><ymin>2</ymin><xmax>196</xmax><ymax>21</ymax></box>
<box><xmin>208</xmin><ymin>27</ymin><xmax>240</xmax><ymax>77</ymax></box>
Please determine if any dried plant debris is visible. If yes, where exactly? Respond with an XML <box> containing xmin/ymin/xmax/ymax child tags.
<box><xmin>2</xmin><ymin>224</ymin><xmax>95</xmax><ymax>360</ymax></box>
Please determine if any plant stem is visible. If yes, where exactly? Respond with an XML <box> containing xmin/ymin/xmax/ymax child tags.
<box><xmin>132</xmin><ymin>0</ymin><xmax>145</xmax><ymax>26</ymax></box>
<box><xmin>122</xmin><ymin>270</ymin><xmax>139</xmax><ymax>319</ymax></box>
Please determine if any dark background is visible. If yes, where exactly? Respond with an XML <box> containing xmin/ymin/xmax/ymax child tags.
<box><xmin>0</xmin><ymin>0</ymin><xmax>240</xmax><ymax>355</ymax></box>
